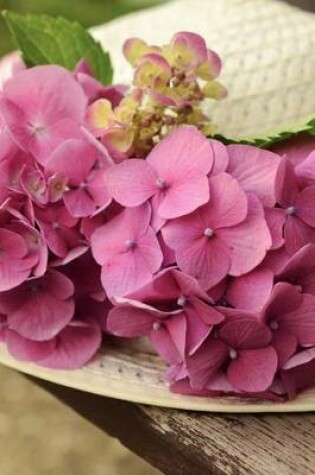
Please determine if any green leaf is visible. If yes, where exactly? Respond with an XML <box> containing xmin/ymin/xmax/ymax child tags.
<box><xmin>214</xmin><ymin>114</ymin><xmax>315</xmax><ymax>148</ymax></box>
<box><xmin>3</xmin><ymin>11</ymin><xmax>113</xmax><ymax>85</ymax></box>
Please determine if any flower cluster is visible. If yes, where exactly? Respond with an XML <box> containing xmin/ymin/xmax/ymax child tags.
<box><xmin>102</xmin><ymin>130</ymin><xmax>315</xmax><ymax>400</ymax></box>
<box><xmin>86</xmin><ymin>32</ymin><xmax>226</xmax><ymax>158</ymax></box>
<box><xmin>0</xmin><ymin>31</ymin><xmax>315</xmax><ymax>401</ymax></box>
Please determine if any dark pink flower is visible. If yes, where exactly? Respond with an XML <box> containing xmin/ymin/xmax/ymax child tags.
<box><xmin>0</xmin><ymin>226</ymin><xmax>42</xmax><ymax>291</ymax></box>
<box><xmin>276</xmin><ymin>159</ymin><xmax>315</xmax><ymax>254</ymax></box>
<box><xmin>35</xmin><ymin>203</ymin><xmax>83</xmax><ymax>259</ymax></box>
<box><xmin>46</xmin><ymin>139</ymin><xmax>111</xmax><ymax>217</ymax></box>
<box><xmin>104</xmin><ymin>126</ymin><xmax>213</xmax><ymax>219</ymax></box>
<box><xmin>0</xmin><ymin>66</ymin><xmax>86</xmax><ymax>164</ymax></box>
<box><xmin>36</xmin><ymin>321</ymin><xmax>102</xmax><ymax>370</ymax></box>
<box><xmin>162</xmin><ymin>173</ymin><xmax>272</xmax><ymax>289</ymax></box>
<box><xmin>186</xmin><ymin>312</ymin><xmax>277</xmax><ymax>392</ymax></box>
<box><xmin>107</xmin><ymin>268</ymin><xmax>224</xmax><ymax>357</ymax></box>
<box><xmin>262</xmin><ymin>282</ymin><xmax>315</xmax><ymax>367</ymax></box>
<box><xmin>0</xmin><ymin>270</ymin><xmax>74</xmax><ymax>341</ymax></box>
<box><xmin>91</xmin><ymin>203</ymin><xmax>163</xmax><ymax>297</ymax></box>
<box><xmin>281</xmin><ymin>347</ymin><xmax>315</xmax><ymax>399</ymax></box>
<box><xmin>276</xmin><ymin>244</ymin><xmax>315</xmax><ymax>296</ymax></box>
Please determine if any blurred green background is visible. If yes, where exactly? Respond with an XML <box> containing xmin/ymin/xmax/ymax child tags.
<box><xmin>0</xmin><ymin>0</ymin><xmax>167</xmax><ymax>56</ymax></box>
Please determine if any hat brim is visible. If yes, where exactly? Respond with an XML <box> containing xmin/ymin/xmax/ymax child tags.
<box><xmin>1</xmin><ymin>342</ymin><xmax>315</xmax><ymax>412</ymax></box>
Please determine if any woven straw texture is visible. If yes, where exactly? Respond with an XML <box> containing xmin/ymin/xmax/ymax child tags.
<box><xmin>1</xmin><ymin>0</ymin><xmax>315</xmax><ymax>411</ymax></box>
<box><xmin>92</xmin><ymin>0</ymin><xmax>315</xmax><ymax>138</ymax></box>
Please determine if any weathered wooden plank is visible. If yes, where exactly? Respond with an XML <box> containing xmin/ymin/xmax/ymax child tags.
<box><xmin>30</xmin><ymin>377</ymin><xmax>315</xmax><ymax>475</ymax></box>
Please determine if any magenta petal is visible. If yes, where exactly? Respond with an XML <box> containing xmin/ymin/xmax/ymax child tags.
<box><xmin>187</xmin><ymin>339</ymin><xmax>228</xmax><ymax>389</ymax></box>
<box><xmin>227</xmin><ymin>347</ymin><xmax>278</xmax><ymax>393</ymax></box>
<box><xmin>264</xmin><ymin>207</ymin><xmax>285</xmax><ymax>250</ymax></box>
<box><xmin>283</xmin><ymin>347</ymin><xmax>315</xmax><ymax>370</ymax></box>
<box><xmin>38</xmin><ymin>321</ymin><xmax>102</xmax><ymax>370</ymax></box>
<box><xmin>219</xmin><ymin>317</ymin><xmax>271</xmax><ymax>349</ymax></box>
<box><xmin>278</xmin><ymin>293</ymin><xmax>315</xmax><ymax>346</ymax></box>
<box><xmin>105</xmin><ymin>159</ymin><xmax>157</xmax><ymax>207</ymax></box>
<box><xmin>272</xmin><ymin>329</ymin><xmax>297</xmax><ymax>368</ymax></box>
<box><xmin>6</xmin><ymin>330</ymin><xmax>56</xmax><ymax>361</ymax></box>
<box><xmin>107</xmin><ymin>305</ymin><xmax>157</xmax><ymax>337</ymax></box>
<box><xmin>227</xmin><ymin>145</ymin><xmax>281</xmax><ymax>207</ymax></box>
<box><xmin>276</xmin><ymin>159</ymin><xmax>299</xmax><ymax>207</ymax></box>
<box><xmin>295</xmin><ymin>151</ymin><xmax>315</xmax><ymax>182</ymax></box>
<box><xmin>184</xmin><ymin>308</ymin><xmax>211</xmax><ymax>355</ymax></box>
<box><xmin>296</xmin><ymin>185</ymin><xmax>315</xmax><ymax>227</ymax></box>
<box><xmin>188</xmin><ymin>298</ymin><xmax>224</xmax><ymax>324</ymax></box>
<box><xmin>263</xmin><ymin>282</ymin><xmax>302</xmax><ymax>320</ymax></box>
<box><xmin>151</xmin><ymin>324</ymin><xmax>182</xmax><ymax>365</ymax></box>
<box><xmin>219</xmin><ymin>194</ymin><xmax>272</xmax><ymax>276</ymax></box>
<box><xmin>227</xmin><ymin>267</ymin><xmax>274</xmax><ymax>312</ymax></box>
<box><xmin>284</xmin><ymin>216</ymin><xmax>314</xmax><ymax>255</ymax></box>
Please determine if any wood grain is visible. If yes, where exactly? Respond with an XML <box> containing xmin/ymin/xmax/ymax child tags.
<box><xmin>31</xmin><ymin>378</ymin><xmax>315</xmax><ymax>475</ymax></box>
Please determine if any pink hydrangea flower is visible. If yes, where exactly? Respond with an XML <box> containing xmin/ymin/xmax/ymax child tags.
<box><xmin>91</xmin><ymin>203</ymin><xmax>163</xmax><ymax>297</ymax></box>
<box><xmin>46</xmin><ymin>139</ymin><xmax>111</xmax><ymax>217</ymax></box>
<box><xmin>276</xmin><ymin>244</ymin><xmax>315</xmax><ymax>295</ymax></box>
<box><xmin>0</xmin><ymin>65</ymin><xmax>87</xmax><ymax>164</ymax></box>
<box><xmin>5</xmin><ymin>320</ymin><xmax>102</xmax><ymax>370</ymax></box>
<box><xmin>162</xmin><ymin>173</ymin><xmax>272</xmax><ymax>289</ymax></box>
<box><xmin>262</xmin><ymin>282</ymin><xmax>315</xmax><ymax>367</ymax></box>
<box><xmin>276</xmin><ymin>159</ymin><xmax>315</xmax><ymax>254</ymax></box>
<box><xmin>105</xmin><ymin>126</ymin><xmax>213</xmax><ymax>220</ymax></box>
<box><xmin>281</xmin><ymin>347</ymin><xmax>315</xmax><ymax>399</ymax></box>
<box><xmin>107</xmin><ymin>268</ymin><xmax>224</xmax><ymax>357</ymax></box>
<box><xmin>0</xmin><ymin>270</ymin><xmax>74</xmax><ymax>341</ymax></box>
<box><xmin>186</xmin><ymin>313</ymin><xmax>277</xmax><ymax>393</ymax></box>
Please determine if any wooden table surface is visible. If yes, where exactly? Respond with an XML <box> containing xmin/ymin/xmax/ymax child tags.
<box><xmin>19</xmin><ymin>1</ymin><xmax>315</xmax><ymax>474</ymax></box>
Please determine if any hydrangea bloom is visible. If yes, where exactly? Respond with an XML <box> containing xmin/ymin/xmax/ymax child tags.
<box><xmin>1</xmin><ymin>31</ymin><xmax>315</xmax><ymax>401</ymax></box>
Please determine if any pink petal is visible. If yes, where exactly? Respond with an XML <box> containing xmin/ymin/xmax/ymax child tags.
<box><xmin>295</xmin><ymin>185</ymin><xmax>315</xmax><ymax>227</ymax></box>
<box><xmin>227</xmin><ymin>145</ymin><xmax>281</xmax><ymax>207</ymax></box>
<box><xmin>272</xmin><ymin>134</ymin><xmax>315</xmax><ymax>167</ymax></box>
<box><xmin>187</xmin><ymin>339</ymin><xmax>228</xmax><ymax>389</ymax></box>
<box><xmin>295</xmin><ymin>151</ymin><xmax>315</xmax><ymax>183</ymax></box>
<box><xmin>264</xmin><ymin>207</ymin><xmax>285</xmax><ymax>250</ymax></box>
<box><xmin>100</xmin><ymin>227</ymin><xmax>162</xmax><ymax>297</ymax></box>
<box><xmin>207</xmin><ymin>173</ymin><xmax>248</xmax><ymax>228</ymax></box>
<box><xmin>64</xmin><ymin>188</ymin><xmax>95</xmax><ymax>217</ymax></box>
<box><xmin>6</xmin><ymin>329</ymin><xmax>56</xmax><ymax>361</ymax></box>
<box><xmin>105</xmin><ymin>159</ymin><xmax>157</xmax><ymax>207</ymax></box>
<box><xmin>184</xmin><ymin>307</ymin><xmax>211</xmax><ymax>355</ymax></box>
<box><xmin>272</xmin><ymin>329</ymin><xmax>297</xmax><ymax>368</ymax></box>
<box><xmin>91</xmin><ymin>204</ymin><xmax>151</xmax><ymax>265</ymax></box>
<box><xmin>158</xmin><ymin>172</ymin><xmax>210</xmax><ymax>219</ymax></box>
<box><xmin>175</xmin><ymin>236</ymin><xmax>231</xmax><ymax>290</ymax></box>
<box><xmin>38</xmin><ymin>321</ymin><xmax>102</xmax><ymax>370</ymax></box>
<box><xmin>147</xmin><ymin>126</ymin><xmax>213</xmax><ymax>180</ymax></box>
<box><xmin>284</xmin><ymin>216</ymin><xmax>315</xmax><ymax>255</ymax></box>
<box><xmin>188</xmin><ymin>298</ymin><xmax>224</xmax><ymax>325</ymax></box>
<box><xmin>263</xmin><ymin>282</ymin><xmax>302</xmax><ymax>320</ymax></box>
<box><xmin>107</xmin><ymin>305</ymin><xmax>157</xmax><ymax>337</ymax></box>
<box><xmin>46</xmin><ymin>139</ymin><xmax>97</xmax><ymax>184</ymax></box>
<box><xmin>208</xmin><ymin>139</ymin><xmax>228</xmax><ymax>175</ymax></box>
<box><xmin>283</xmin><ymin>347</ymin><xmax>315</xmax><ymax>370</ymax></box>
<box><xmin>151</xmin><ymin>323</ymin><xmax>183</xmax><ymax>365</ymax></box>
<box><xmin>277</xmin><ymin>244</ymin><xmax>315</xmax><ymax>295</ymax></box>
<box><xmin>278</xmin><ymin>293</ymin><xmax>315</xmax><ymax>346</ymax></box>
<box><xmin>219</xmin><ymin>194</ymin><xmax>272</xmax><ymax>276</ymax></box>
<box><xmin>219</xmin><ymin>317</ymin><xmax>272</xmax><ymax>349</ymax></box>
<box><xmin>276</xmin><ymin>159</ymin><xmax>298</xmax><ymax>207</ymax></box>
<box><xmin>227</xmin><ymin>267</ymin><xmax>274</xmax><ymax>312</ymax></box>
<box><xmin>228</xmin><ymin>347</ymin><xmax>278</xmax><ymax>393</ymax></box>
